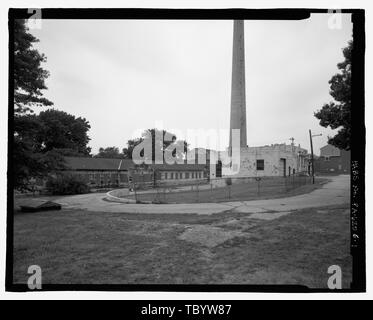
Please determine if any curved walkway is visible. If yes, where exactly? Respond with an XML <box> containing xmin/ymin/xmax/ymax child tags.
<box><xmin>56</xmin><ymin>175</ymin><xmax>350</xmax><ymax>215</ymax></box>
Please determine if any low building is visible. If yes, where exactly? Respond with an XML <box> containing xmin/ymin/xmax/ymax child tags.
<box><xmin>63</xmin><ymin>157</ymin><xmax>132</xmax><ymax>187</ymax></box>
<box><xmin>62</xmin><ymin>156</ymin><xmax>208</xmax><ymax>188</ymax></box>
<box><xmin>315</xmin><ymin>144</ymin><xmax>350</xmax><ymax>174</ymax></box>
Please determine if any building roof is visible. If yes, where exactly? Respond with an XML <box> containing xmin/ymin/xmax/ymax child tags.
<box><xmin>64</xmin><ymin>157</ymin><xmax>207</xmax><ymax>172</ymax></box>
<box><xmin>64</xmin><ymin>157</ymin><xmax>133</xmax><ymax>171</ymax></box>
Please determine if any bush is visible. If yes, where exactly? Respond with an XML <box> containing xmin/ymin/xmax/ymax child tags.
<box><xmin>46</xmin><ymin>174</ymin><xmax>90</xmax><ymax>195</ymax></box>
<box><xmin>225</xmin><ymin>177</ymin><xmax>232</xmax><ymax>186</ymax></box>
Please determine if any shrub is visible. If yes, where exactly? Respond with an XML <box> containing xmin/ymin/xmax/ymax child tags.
<box><xmin>46</xmin><ymin>174</ymin><xmax>90</xmax><ymax>195</ymax></box>
<box><xmin>225</xmin><ymin>177</ymin><xmax>232</xmax><ymax>186</ymax></box>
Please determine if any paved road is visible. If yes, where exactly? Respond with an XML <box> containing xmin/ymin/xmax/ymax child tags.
<box><xmin>55</xmin><ymin>175</ymin><xmax>350</xmax><ymax>215</ymax></box>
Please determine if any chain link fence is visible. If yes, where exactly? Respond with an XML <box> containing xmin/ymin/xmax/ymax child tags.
<box><xmin>126</xmin><ymin>173</ymin><xmax>313</xmax><ymax>204</ymax></box>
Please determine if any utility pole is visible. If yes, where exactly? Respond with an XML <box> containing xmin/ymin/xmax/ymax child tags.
<box><xmin>309</xmin><ymin>130</ymin><xmax>322</xmax><ymax>184</ymax></box>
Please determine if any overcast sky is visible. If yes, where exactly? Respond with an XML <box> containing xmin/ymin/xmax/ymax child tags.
<box><xmin>29</xmin><ymin>14</ymin><xmax>352</xmax><ymax>156</ymax></box>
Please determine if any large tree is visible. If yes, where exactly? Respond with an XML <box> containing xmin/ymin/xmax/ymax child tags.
<box><xmin>13</xmin><ymin>19</ymin><xmax>55</xmax><ymax>189</ymax></box>
<box><xmin>314</xmin><ymin>40</ymin><xmax>352</xmax><ymax>150</ymax></box>
<box><xmin>12</xmin><ymin>21</ymin><xmax>92</xmax><ymax>190</ymax></box>
<box><xmin>14</xmin><ymin>109</ymin><xmax>92</xmax><ymax>189</ymax></box>
<box><xmin>15</xmin><ymin>109</ymin><xmax>91</xmax><ymax>155</ymax></box>
<box><xmin>14</xmin><ymin>19</ymin><xmax>53</xmax><ymax>114</ymax></box>
<box><xmin>35</xmin><ymin>109</ymin><xmax>91</xmax><ymax>155</ymax></box>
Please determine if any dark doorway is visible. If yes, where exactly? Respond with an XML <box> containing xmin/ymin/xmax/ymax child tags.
<box><xmin>280</xmin><ymin>158</ymin><xmax>286</xmax><ymax>177</ymax></box>
<box><xmin>216</xmin><ymin>160</ymin><xmax>222</xmax><ymax>178</ymax></box>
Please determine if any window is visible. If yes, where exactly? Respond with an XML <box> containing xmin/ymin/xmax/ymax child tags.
<box><xmin>192</xmin><ymin>172</ymin><xmax>194</xmax><ymax>178</ymax></box>
<box><xmin>256</xmin><ymin>159</ymin><xmax>264</xmax><ymax>171</ymax></box>
<box><xmin>170</xmin><ymin>172</ymin><xmax>174</xmax><ymax>179</ymax></box>
<box><xmin>175</xmin><ymin>173</ymin><xmax>178</xmax><ymax>179</ymax></box>
<box><xmin>325</xmin><ymin>156</ymin><xmax>330</xmax><ymax>161</ymax></box>
<box><xmin>185</xmin><ymin>172</ymin><xmax>189</xmax><ymax>179</ymax></box>
<box><xmin>164</xmin><ymin>172</ymin><xmax>168</xmax><ymax>180</ymax></box>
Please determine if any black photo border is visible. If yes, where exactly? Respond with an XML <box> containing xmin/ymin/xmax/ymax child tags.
<box><xmin>6</xmin><ymin>8</ymin><xmax>366</xmax><ymax>293</ymax></box>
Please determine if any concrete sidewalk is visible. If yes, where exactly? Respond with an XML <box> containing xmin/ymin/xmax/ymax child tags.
<box><xmin>56</xmin><ymin>175</ymin><xmax>350</xmax><ymax>215</ymax></box>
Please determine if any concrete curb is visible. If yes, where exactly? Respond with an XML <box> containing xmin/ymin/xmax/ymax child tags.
<box><xmin>105</xmin><ymin>190</ymin><xmax>137</xmax><ymax>204</ymax></box>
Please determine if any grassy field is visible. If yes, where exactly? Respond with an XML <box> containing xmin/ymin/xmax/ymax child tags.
<box><xmin>130</xmin><ymin>177</ymin><xmax>327</xmax><ymax>204</ymax></box>
<box><xmin>12</xmin><ymin>203</ymin><xmax>351</xmax><ymax>288</ymax></box>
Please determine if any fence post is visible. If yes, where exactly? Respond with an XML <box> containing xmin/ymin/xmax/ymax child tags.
<box><xmin>285</xmin><ymin>176</ymin><xmax>288</xmax><ymax>192</ymax></box>
<box><xmin>133</xmin><ymin>181</ymin><xmax>138</xmax><ymax>202</ymax></box>
<box><xmin>225</xmin><ymin>177</ymin><xmax>232</xmax><ymax>200</ymax></box>
<box><xmin>292</xmin><ymin>174</ymin><xmax>295</xmax><ymax>189</ymax></box>
<box><xmin>196</xmin><ymin>182</ymin><xmax>199</xmax><ymax>203</ymax></box>
<box><xmin>255</xmin><ymin>177</ymin><xmax>261</xmax><ymax>196</ymax></box>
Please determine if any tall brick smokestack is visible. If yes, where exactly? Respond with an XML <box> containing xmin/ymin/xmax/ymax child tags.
<box><xmin>229</xmin><ymin>20</ymin><xmax>247</xmax><ymax>151</ymax></box>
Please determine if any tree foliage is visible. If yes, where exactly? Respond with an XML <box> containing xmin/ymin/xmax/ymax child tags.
<box><xmin>14</xmin><ymin>19</ymin><xmax>53</xmax><ymax>114</ymax></box>
<box><xmin>13</xmin><ymin>19</ymin><xmax>56</xmax><ymax>189</ymax></box>
<box><xmin>13</xmin><ymin>137</ymin><xmax>67</xmax><ymax>190</ymax></box>
<box><xmin>15</xmin><ymin>109</ymin><xmax>91</xmax><ymax>154</ymax></box>
<box><xmin>314</xmin><ymin>40</ymin><xmax>352</xmax><ymax>150</ymax></box>
<box><xmin>46</xmin><ymin>174</ymin><xmax>90</xmax><ymax>195</ymax></box>
<box><xmin>95</xmin><ymin>147</ymin><xmax>123</xmax><ymax>159</ymax></box>
<box><xmin>12</xmin><ymin>21</ymin><xmax>92</xmax><ymax>190</ymax></box>
<box><xmin>14</xmin><ymin>109</ymin><xmax>91</xmax><ymax>189</ymax></box>
<box><xmin>35</xmin><ymin>109</ymin><xmax>91</xmax><ymax>155</ymax></box>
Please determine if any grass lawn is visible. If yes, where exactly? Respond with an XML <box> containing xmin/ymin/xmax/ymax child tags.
<box><xmin>12</xmin><ymin>203</ymin><xmax>351</xmax><ymax>288</ymax></box>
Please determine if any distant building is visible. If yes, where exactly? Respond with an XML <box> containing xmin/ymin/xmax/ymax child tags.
<box><xmin>315</xmin><ymin>144</ymin><xmax>350</xmax><ymax>174</ymax></box>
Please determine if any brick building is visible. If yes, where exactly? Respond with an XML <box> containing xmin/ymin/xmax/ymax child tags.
<box><xmin>62</xmin><ymin>157</ymin><xmax>208</xmax><ymax>188</ymax></box>
<box><xmin>315</xmin><ymin>144</ymin><xmax>350</xmax><ymax>174</ymax></box>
